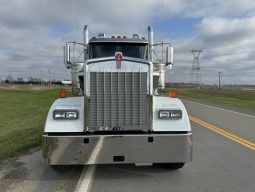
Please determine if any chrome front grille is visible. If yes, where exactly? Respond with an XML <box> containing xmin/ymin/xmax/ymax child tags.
<box><xmin>89</xmin><ymin>72</ymin><xmax>148</xmax><ymax>131</ymax></box>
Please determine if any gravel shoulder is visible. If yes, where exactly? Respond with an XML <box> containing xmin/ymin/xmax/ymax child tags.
<box><xmin>0</xmin><ymin>148</ymin><xmax>83</xmax><ymax>192</ymax></box>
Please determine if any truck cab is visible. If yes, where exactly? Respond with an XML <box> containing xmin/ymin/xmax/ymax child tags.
<box><xmin>42</xmin><ymin>26</ymin><xmax>192</xmax><ymax>169</ymax></box>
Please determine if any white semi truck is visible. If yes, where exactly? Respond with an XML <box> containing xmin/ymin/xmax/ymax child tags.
<box><xmin>42</xmin><ymin>26</ymin><xmax>192</xmax><ymax>169</ymax></box>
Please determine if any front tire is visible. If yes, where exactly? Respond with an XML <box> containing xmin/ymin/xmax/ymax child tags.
<box><xmin>50</xmin><ymin>165</ymin><xmax>69</xmax><ymax>172</ymax></box>
<box><xmin>155</xmin><ymin>163</ymin><xmax>185</xmax><ymax>169</ymax></box>
<box><xmin>165</xmin><ymin>163</ymin><xmax>185</xmax><ymax>169</ymax></box>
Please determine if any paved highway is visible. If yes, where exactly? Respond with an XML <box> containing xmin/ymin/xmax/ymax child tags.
<box><xmin>1</xmin><ymin>99</ymin><xmax>255</xmax><ymax>192</ymax></box>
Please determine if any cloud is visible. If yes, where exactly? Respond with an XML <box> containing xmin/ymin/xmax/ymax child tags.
<box><xmin>198</xmin><ymin>17</ymin><xmax>255</xmax><ymax>46</ymax></box>
<box><xmin>0</xmin><ymin>0</ymin><xmax>188</xmax><ymax>81</ymax></box>
<box><xmin>166</xmin><ymin>16</ymin><xmax>255</xmax><ymax>84</ymax></box>
<box><xmin>182</xmin><ymin>0</ymin><xmax>255</xmax><ymax>18</ymax></box>
<box><xmin>0</xmin><ymin>0</ymin><xmax>255</xmax><ymax>84</ymax></box>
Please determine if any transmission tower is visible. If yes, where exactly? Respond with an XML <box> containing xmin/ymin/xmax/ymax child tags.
<box><xmin>189</xmin><ymin>49</ymin><xmax>203</xmax><ymax>87</ymax></box>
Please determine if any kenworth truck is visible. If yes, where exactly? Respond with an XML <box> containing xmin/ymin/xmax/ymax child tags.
<box><xmin>42</xmin><ymin>26</ymin><xmax>192</xmax><ymax>169</ymax></box>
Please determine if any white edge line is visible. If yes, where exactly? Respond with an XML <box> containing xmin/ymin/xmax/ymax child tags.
<box><xmin>184</xmin><ymin>99</ymin><xmax>255</xmax><ymax>118</ymax></box>
<box><xmin>74</xmin><ymin>137</ymin><xmax>104</xmax><ymax>192</ymax></box>
<box><xmin>74</xmin><ymin>165</ymin><xmax>96</xmax><ymax>192</ymax></box>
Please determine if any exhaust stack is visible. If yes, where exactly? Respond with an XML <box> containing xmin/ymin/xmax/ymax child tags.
<box><xmin>64</xmin><ymin>44</ymin><xmax>71</xmax><ymax>68</ymax></box>
<box><xmin>83</xmin><ymin>25</ymin><xmax>89</xmax><ymax>45</ymax></box>
<box><xmin>148</xmin><ymin>26</ymin><xmax>154</xmax><ymax>62</ymax></box>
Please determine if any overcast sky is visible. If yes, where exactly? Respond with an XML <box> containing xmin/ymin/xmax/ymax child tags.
<box><xmin>1</xmin><ymin>0</ymin><xmax>255</xmax><ymax>84</ymax></box>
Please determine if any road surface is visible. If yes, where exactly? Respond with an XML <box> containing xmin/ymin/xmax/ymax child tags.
<box><xmin>0</xmin><ymin>99</ymin><xmax>254</xmax><ymax>192</ymax></box>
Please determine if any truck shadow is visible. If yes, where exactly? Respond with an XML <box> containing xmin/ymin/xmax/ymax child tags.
<box><xmin>94</xmin><ymin>164</ymin><xmax>181</xmax><ymax>180</ymax></box>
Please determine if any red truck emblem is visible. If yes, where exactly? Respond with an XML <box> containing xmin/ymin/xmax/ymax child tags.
<box><xmin>115</xmin><ymin>52</ymin><xmax>123</xmax><ymax>69</ymax></box>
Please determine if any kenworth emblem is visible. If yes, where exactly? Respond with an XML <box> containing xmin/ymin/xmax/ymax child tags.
<box><xmin>115</xmin><ymin>52</ymin><xmax>123</xmax><ymax>69</ymax></box>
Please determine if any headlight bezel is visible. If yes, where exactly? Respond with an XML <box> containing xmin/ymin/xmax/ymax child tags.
<box><xmin>158</xmin><ymin>110</ymin><xmax>182</xmax><ymax>120</ymax></box>
<box><xmin>53</xmin><ymin>110</ymin><xmax>79</xmax><ymax>120</ymax></box>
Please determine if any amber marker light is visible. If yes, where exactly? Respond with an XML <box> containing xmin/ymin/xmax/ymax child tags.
<box><xmin>59</xmin><ymin>90</ymin><xmax>67</xmax><ymax>98</ymax></box>
<box><xmin>169</xmin><ymin>90</ymin><xmax>177</xmax><ymax>98</ymax></box>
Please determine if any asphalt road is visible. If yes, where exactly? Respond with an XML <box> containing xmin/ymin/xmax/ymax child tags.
<box><xmin>1</xmin><ymin>99</ymin><xmax>255</xmax><ymax>192</ymax></box>
<box><xmin>183</xmin><ymin>99</ymin><xmax>255</xmax><ymax>143</ymax></box>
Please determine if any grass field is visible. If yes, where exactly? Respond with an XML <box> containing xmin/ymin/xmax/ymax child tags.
<box><xmin>175</xmin><ymin>88</ymin><xmax>255</xmax><ymax>112</ymax></box>
<box><xmin>0</xmin><ymin>87</ymin><xmax>61</xmax><ymax>160</ymax></box>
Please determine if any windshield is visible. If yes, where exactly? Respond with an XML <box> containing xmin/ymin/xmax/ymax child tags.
<box><xmin>89</xmin><ymin>42</ymin><xmax>148</xmax><ymax>59</ymax></box>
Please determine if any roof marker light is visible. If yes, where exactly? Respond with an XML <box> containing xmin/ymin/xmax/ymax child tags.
<box><xmin>133</xmin><ymin>34</ymin><xmax>139</xmax><ymax>39</ymax></box>
<box><xmin>98</xmin><ymin>33</ymin><xmax>106</xmax><ymax>38</ymax></box>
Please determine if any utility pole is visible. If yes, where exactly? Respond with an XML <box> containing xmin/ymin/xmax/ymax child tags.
<box><xmin>40</xmin><ymin>71</ymin><xmax>42</xmax><ymax>86</ymax></box>
<box><xmin>218</xmin><ymin>71</ymin><xmax>222</xmax><ymax>89</ymax></box>
<box><xmin>48</xmin><ymin>69</ymin><xmax>52</xmax><ymax>86</ymax></box>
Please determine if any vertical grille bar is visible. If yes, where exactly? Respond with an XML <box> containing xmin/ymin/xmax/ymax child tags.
<box><xmin>110</xmin><ymin>72</ymin><xmax>112</xmax><ymax>127</ymax></box>
<box><xmin>96</xmin><ymin>72</ymin><xmax>98</xmax><ymax>129</ymax></box>
<box><xmin>103</xmin><ymin>72</ymin><xmax>106</xmax><ymax>126</ymax></box>
<box><xmin>131</xmin><ymin>72</ymin><xmax>133</xmax><ymax>126</ymax></box>
<box><xmin>124</xmin><ymin>72</ymin><xmax>126</xmax><ymax>127</ymax></box>
<box><xmin>139</xmin><ymin>70</ymin><xmax>141</xmax><ymax>127</ymax></box>
<box><xmin>117</xmin><ymin>72</ymin><xmax>119</xmax><ymax>126</ymax></box>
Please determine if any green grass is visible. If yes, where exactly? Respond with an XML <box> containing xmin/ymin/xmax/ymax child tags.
<box><xmin>0</xmin><ymin>88</ymin><xmax>61</xmax><ymax>159</ymax></box>
<box><xmin>174</xmin><ymin>88</ymin><xmax>255</xmax><ymax>112</ymax></box>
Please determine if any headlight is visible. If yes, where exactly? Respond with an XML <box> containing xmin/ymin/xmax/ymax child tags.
<box><xmin>158</xmin><ymin>110</ymin><xmax>182</xmax><ymax>120</ymax></box>
<box><xmin>53</xmin><ymin>110</ymin><xmax>79</xmax><ymax>120</ymax></box>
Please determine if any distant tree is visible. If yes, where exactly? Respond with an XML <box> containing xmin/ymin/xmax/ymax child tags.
<box><xmin>17</xmin><ymin>77</ymin><xmax>24</xmax><ymax>82</ymax></box>
<box><xmin>5</xmin><ymin>74</ymin><xmax>14</xmax><ymax>83</ymax></box>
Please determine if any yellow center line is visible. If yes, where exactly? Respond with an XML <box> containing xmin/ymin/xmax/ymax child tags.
<box><xmin>189</xmin><ymin>115</ymin><xmax>255</xmax><ymax>151</ymax></box>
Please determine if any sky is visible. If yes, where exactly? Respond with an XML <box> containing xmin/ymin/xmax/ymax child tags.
<box><xmin>1</xmin><ymin>0</ymin><xmax>255</xmax><ymax>85</ymax></box>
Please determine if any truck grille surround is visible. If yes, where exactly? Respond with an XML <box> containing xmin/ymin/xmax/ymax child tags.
<box><xmin>89</xmin><ymin>72</ymin><xmax>148</xmax><ymax>131</ymax></box>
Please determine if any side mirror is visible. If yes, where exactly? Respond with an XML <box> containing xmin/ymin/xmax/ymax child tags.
<box><xmin>166</xmin><ymin>46</ymin><xmax>174</xmax><ymax>65</ymax></box>
<box><xmin>64</xmin><ymin>44</ymin><xmax>71</xmax><ymax>68</ymax></box>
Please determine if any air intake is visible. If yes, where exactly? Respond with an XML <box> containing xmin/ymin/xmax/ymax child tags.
<box><xmin>89</xmin><ymin>72</ymin><xmax>148</xmax><ymax>131</ymax></box>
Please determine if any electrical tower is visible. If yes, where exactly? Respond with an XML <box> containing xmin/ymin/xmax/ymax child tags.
<box><xmin>189</xmin><ymin>49</ymin><xmax>203</xmax><ymax>87</ymax></box>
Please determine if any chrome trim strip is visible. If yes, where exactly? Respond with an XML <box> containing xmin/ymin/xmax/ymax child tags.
<box><xmin>87</xmin><ymin>57</ymin><xmax>150</xmax><ymax>65</ymax></box>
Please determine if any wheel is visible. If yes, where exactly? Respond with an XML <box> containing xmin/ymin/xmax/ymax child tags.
<box><xmin>155</xmin><ymin>163</ymin><xmax>185</xmax><ymax>169</ymax></box>
<box><xmin>164</xmin><ymin>163</ymin><xmax>185</xmax><ymax>169</ymax></box>
<box><xmin>50</xmin><ymin>165</ymin><xmax>69</xmax><ymax>172</ymax></box>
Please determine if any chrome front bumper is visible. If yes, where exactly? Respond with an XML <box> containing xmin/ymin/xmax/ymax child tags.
<box><xmin>42</xmin><ymin>133</ymin><xmax>193</xmax><ymax>165</ymax></box>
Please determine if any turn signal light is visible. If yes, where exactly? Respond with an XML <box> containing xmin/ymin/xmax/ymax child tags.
<box><xmin>169</xmin><ymin>90</ymin><xmax>177</xmax><ymax>98</ymax></box>
<box><xmin>59</xmin><ymin>90</ymin><xmax>67</xmax><ymax>98</ymax></box>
